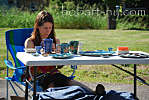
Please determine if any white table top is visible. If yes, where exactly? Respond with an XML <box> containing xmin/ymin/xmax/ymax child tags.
<box><xmin>17</xmin><ymin>51</ymin><xmax>149</xmax><ymax>66</ymax></box>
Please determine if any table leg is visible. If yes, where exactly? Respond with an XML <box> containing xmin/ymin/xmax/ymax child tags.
<box><xmin>25</xmin><ymin>66</ymin><xmax>29</xmax><ymax>100</ymax></box>
<box><xmin>33</xmin><ymin>66</ymin><xmax>37</xmax><ymax>100</ymax></box>
<box><xmin>134</xmin><ymin>64</ymin><xmax>137</xmax><ymax>99</ymax></box>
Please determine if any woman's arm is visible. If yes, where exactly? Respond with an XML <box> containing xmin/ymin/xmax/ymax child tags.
<box><xmin>56</xmin><ymin>38</ymin><xmax>60</xmax><ymax>44</ymax></box>
<box><xmin>55</xmin><ymin>38</ymin><xmax>64</xmax><ymax>69</ymax></box>
<box><xmin>52</xmin><ymin>38</ymin><xmax>60</xmax><ymax>53</ymax></box>
<box><xmin>56</xmin><ymin>38</ymin><xmax>60</xmax><ymax>53</ymax></box>
<box><xmin>24</xmin><ymin>38</ymin><xmax>34</xmax><ymax>48</ymax></box>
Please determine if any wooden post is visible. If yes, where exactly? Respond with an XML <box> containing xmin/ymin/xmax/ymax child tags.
<box><xmin>107</xmin><ymin>5</ymin><xmax>116</xmax><ymax>29</ymax></box>
<box><xmin>106</xmin><ymin>0</ymin><xmax>117</xmax><ymax>29</ymax></box>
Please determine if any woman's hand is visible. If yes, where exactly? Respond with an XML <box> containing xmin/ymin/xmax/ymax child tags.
<box><xmin>52</xmin><ymin>43</ymin><xmax>56</xmax><ymax>53</ymax></box>
<box><xmin>56</xmin><ymin>38</ymin><xmax>61</xmax><ymax>53</ymax></box>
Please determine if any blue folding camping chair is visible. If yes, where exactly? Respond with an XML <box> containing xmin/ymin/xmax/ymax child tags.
<box><xmin>4</xmin><ymin>28</ymin><xmax>77</xmax><ymax>100</ymax></box>
<box><xmin>4</xmin><ymin>28</ymin><xmax>33</xmax><ymax>99</ymax></box>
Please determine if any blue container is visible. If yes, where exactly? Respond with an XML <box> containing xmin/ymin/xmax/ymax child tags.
<box><xmin>69</xmin><ymin>41</ymin><xmax>79</xmax><ymax>54</ymax></box>
<box><xmin>42</xmin><ymin>38</ymin><xmax>53</xmax><ymax>53</ymax></box>
<box><xmin>60</xmin><ymin>43</ymin><xmax>69</xmax><ymax>54</ymax></box>
<box><xmin>35</xmin><ymin>46</ymin><xmax>42</xmax><ymax>54</ymax></box>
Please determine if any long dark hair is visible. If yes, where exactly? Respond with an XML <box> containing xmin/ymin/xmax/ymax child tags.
<box><xmin>30</xmin><ymin>11</ymin><xmax>56</xmax><ymax>46</ymax></box>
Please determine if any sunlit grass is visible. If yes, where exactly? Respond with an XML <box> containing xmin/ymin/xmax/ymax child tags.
<box><xmin>56</xmin><ymin>29</ymin><xmax>149</xmax><ymax>52</ymax></box>
<box><xmin>60</xmin><ymin>65</ymin><xmax>149</xmax><ymax>85</ymax></box>
<box><xmin>0</xmin><ymin>28</ymin><xmax>149</xmax><ymax>85</ymax></box>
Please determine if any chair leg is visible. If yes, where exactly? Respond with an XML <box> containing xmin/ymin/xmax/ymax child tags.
<box><xmin>14</xmin><ymin>82</ymin><xmax>32</xmax><ymax>98</ymax></box>
<box><xmin>25</xmin><ymin>66</ymin><xmax>29</xmax><ymax>100</ymax></box>
<box><xmin>6</xmin><ymin>80</ymin><xmax>19</xmax><ymax>100</ymax></box>
<box><xmin>9</xmin><ymin>81</ymin><xmax>18</xmax><ymax>96</ymax></box>
<box><xmin>6</xmin><ymin>80</ymin><xmax>8</xmax><ymax>100</ymax></box>
<box><xmin>6</xmin><ymin>66</ymin><xmax>9</xmax><ymax>100</ymax></box>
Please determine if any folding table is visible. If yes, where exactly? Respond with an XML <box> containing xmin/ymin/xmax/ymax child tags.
<box><xmin>17</xmin><ymin>51</ymin><xmax>149</xmax><ymax>100</ymax></box>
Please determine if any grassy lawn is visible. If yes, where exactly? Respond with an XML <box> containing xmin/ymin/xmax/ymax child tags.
<box><xmin>0</xmin><ymin>28</ymin><xmax>149</xmax><ymax>85</ymax></box>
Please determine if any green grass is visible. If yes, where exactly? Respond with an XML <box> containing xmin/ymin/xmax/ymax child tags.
<box><xmin>0</xmin><ymin>28</ymin><xmax>149</xmax><ymax>85</ymax></box>
<box><xmin>55</xmin><ymin>29</ymin><xmax>149</xmax><ymax>52</ymax></box>
<box><xmin>60</xmin><ymin>65</ymin><xmax>149</xmax><ymax>84</ymax></box>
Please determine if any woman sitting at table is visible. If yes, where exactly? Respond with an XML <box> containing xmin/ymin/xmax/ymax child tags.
<box><xmin>24</xmin><ymin>10</ymin><xmax>93</xmax><ymax>93</ymax></box>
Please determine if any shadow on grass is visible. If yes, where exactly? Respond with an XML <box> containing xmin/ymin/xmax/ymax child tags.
<box><xmin>126</xmin><ymin>28</ymin><xmax>149</xmax><ymax>31</ymax></box>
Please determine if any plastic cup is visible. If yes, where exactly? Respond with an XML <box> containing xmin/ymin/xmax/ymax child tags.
<box><xmin>108</xmin><ymin>48</ymin><xmax>113</xmax><ymax>52</ymax></box>
<box><xmin>60</xmin><ymin>43</ymin><xmax>69</xmax><ymax>54</ymax></box>
<box><xmin>41</xmin><ymin>38</ymin><xmax>53</xmax><ymax>53</ymax></box>
<box><xmin>35</xmin><ymin>46</ymin><xmax>42</xmax><ymax>54</ymax></box>
<box><xmin>69</xmin><ymin>41</ymin><xmax>79</xmax><ymax>54</ymax></box>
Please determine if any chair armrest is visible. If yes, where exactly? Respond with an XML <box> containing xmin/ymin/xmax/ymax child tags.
<box><xmin>17</xmin><ymin>66</ymin><xmax>26</xmax><ymax>69</ymax></box>
<box><xmin>4</xmin><ymin>59</ymin><xmax>26</xmax><ymax>69</ymax></box>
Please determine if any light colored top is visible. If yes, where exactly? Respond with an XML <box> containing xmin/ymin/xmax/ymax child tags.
<box><xmin>24</xmin><ymin>38</ymin><xmax>35</xmax><ymax>48</ymax></box>
<box><xmin>24</xmin><ymin>37</ymin><xmax>60</xmax><ymax>74</ymax></box>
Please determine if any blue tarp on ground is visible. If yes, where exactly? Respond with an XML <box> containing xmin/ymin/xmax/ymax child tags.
<box><xmin>35</xmin><ymin>86</ymin><xmax>135</xmax><ymax>100</ymax></box>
